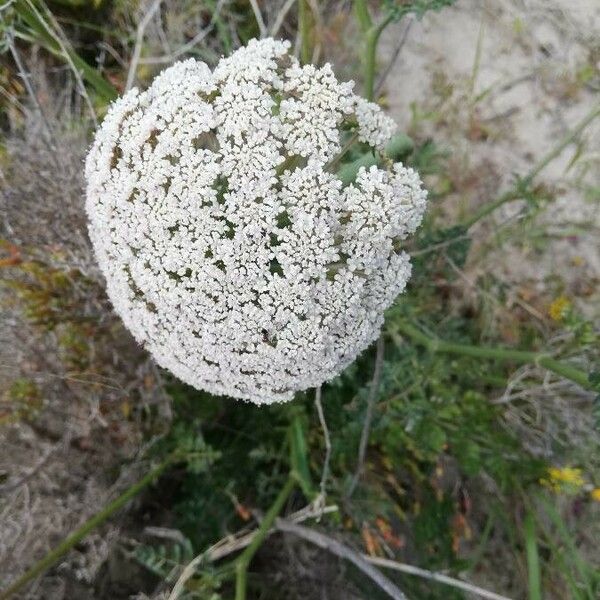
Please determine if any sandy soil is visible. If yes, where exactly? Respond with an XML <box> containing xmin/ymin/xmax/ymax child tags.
<box><xmin>381</xmin><ymin>0</ymin><xmax>600</xmax><ymax>306</ymax></box>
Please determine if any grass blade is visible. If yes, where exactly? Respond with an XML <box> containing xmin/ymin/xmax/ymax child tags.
<box><xmin>524</xmin><ymin>512</ymin><xmax>542</xmax><ymax>600</ymax></box>
<box><xmin>13</xmin><ymin>0</ymin><xmax>117</xmax><ymax>103</ymax></box>
<box><xmin>537</xmin><ymin>495</ymin><xmax>595</xmax><ymax>598</ymax></box>
<box><xmin>289</xmin><ymin>414</ymin><xmax>315</xmax><ymax>500</ymax></box>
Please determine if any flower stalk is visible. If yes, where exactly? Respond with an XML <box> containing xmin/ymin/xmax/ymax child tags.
<box><xmin>235</xmin><ymin>476</ymin><xmax>296</xmax><ymax>600</ymax></box>
<box><xmin>353</xmin><ymin>0</ymin><xmax>395</xmax><ymax>100</ymax></box>
<box><xmin>462</xmin><ymin>100</ymin><xmax>600</xmax><ymax>230</ymax></box>
<box><xmin>393</xmin><ymin>320</ymin><xmax>592</xmax><ymax>390</ymax></box>
<box><xmin>298</xmin><ymin>0</ymin><xmax>313</xmax><ymax>65</ymax></box>
<box><xmin>0</xmin><ymin>458</ymin><xmax>173</xmax><ymax>600</ymax></box>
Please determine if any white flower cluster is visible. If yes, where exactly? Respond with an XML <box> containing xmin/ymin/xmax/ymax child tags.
<box><xmin>85</xmin><ymin>38</ymin><xmax>427</xmax><ymax>404</ymax></box>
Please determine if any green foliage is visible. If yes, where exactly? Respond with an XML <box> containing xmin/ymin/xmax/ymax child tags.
<box><xmin>5</xmin><ymin>0</ymin><xmax>117</xmax><ymax>102</ymax></box>
<box><xmin>134</xmin><ymin>536</ymin><xmax>225</xmax><ymax>599</ymax></box>
<box><xmin>412</xmin><ymin>489</ymin><xmax>457</xmax><ymax>566</ymax></box>
<box><xmin>411</xmin><ymin>224</ymin><xmax>472</xmax><ymax>280</ymax></box>
<box><xmin>160</xmin><ymin>384</ymin><xmax>303</xmax><ymax>548</ymax></box>
<box><xmin>560</xmin><ymin>305</ymin><xmax>599</xmax><ymax>349</ymax></box>
<box><xmin>408</xmin><ymin>139</ymin><xmax>449</xmax><ymax>178</ymax></box>
<box><xmin>166</xmin><ymin>421</ymin><xmax>222</xmax><ymax>474</ymax></box>
<box><xmin>382</xmin><ymin>0</ymin><xmax>458</xmax><ymax>21</ymax></box>
<box><xmin>289</xmin><ymin>413</ymin><xmax>316</xmax><ymax>499</ymax></box>
<box><xmin>590</xmin><ymin>372</ymin><xmax>600</xmax><ymax>429</ymax></box>
<box><xmin>135</xmin><ymin>538</ymin><xmax>195</xmax><ymax>584</ymax></box>
<box><xmin>535</xmin><ymin>495</ymin><xmax>600</xmax><ymax>598</ymax></box>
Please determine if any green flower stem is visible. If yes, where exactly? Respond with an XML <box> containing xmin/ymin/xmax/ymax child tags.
<box><xmin>353</xmin><ymin>0</ymin><xmax>373</xmax><ymax>33</ymax></box>
<box><xmin>353</xmin><ymin>0</ymin><xmax>394</xmax><ymax>100</ymax></box>
<box><xmin>462</xmin><ymin>100</ymin><xmax>600</xmax><ymax>230</ymax></box>
<box><xmin>364</xmin><ymin>15</ymin><xmax>395</xmax><ymax>101</ymax></box>
<box><xmin>0</xmin><ymin>458</ymin><xmax>173</xmax><ymax>600</ymax></box>
<box><xmin>524</xmin><ymin>512</ymin><xmax>542</xmax><ymax>600</ymax></box>
<box><xmin>298</xmin><ymin>0</ymin><xmax>313</xmax><ymax>65</ymax></box>
<box><xmin>337</xmin><ymin>133</ymin><xmax>414</xmax><ymax>185</ymax></box>
<box><xmin>393</xmin><ymin>320</ymin><xmax>592</xmax><ymax>390</ymax></box>
<box><xmin>235</xmin><ymin>476</ymin><xmax>296</xmax><ymax>600</ymax></box>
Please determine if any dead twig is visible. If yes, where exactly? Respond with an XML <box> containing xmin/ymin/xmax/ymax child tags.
<box><xmin>167</xmin><ymin>502</ymin><xmax>339</xmax><ymax>599</ymax></box>
<box><xmin>269</xmin><ymin>0</ymin><xmax>297</xmax><ymax>37</ymax></box>
<box><xmin>139</xmin><ymin>0</ymin><xmax>225</xmax><ymax>66</ymax></box>
<box><xmin>4</xmin><ymin>26</ymin><xmax>57</xmax><ymax>153</ymax></box>
<box><xmin>366</xmin><ymin>556</ymin><xmax>513</xmax><ymax>600</ymax></box>
<box><xmin>275</xmin><ymin>519</ymin><xmax>408</xmax><ymax>600</ymax></box>
<box><xmin>26</xmin><ymin>0</ymin><xmax>98</xmax><ymax>126</ymax></box>
<box><xmin>0</xmin><ymin>433</ymin><xmax>71</xmax><ymax>494</ymax></box>
<box><xmin>314</xmin><ymin>385</ymin><xmax>331</xmax><ymax>506</ymax></box>
<box><xmin>126</xmin><ymin>0</ymin><xmax>162</xmax><ymax>92</ymax></box>
<box><xmin>375</xmin><ymin>17</ymin><xmax>414</xmax><ymax>95</ymax></box>
<box><xmin>249</xmin><ymin>0</ymin><xmax>267</xmax><ymax>38</ymax></box>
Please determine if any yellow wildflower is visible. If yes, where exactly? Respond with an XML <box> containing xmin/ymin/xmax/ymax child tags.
<box><xmin>549</xmin><ymin>467</ymin><xmax>584</xmax><ymax>486</ymax></box>
<box><xmin>548</xmin><ymin>296</ymin><xmax>570</xmax><ymax>321</ymax></box>
<box><xmin>540</xmin><ymin>466</ymin><xmax>585</xmax><ymax>493</ymax></box>
<box><xmin>591</xmin><ymin>488</ymin><xmax>600</xmax><ymax>502</ymax></box>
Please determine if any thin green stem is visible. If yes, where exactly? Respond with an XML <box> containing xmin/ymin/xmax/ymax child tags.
<box><xmin>363</xmin><ymin>14</ymin><xmax>394</xmax><ymax>101</ymax></box>
<box><xmin>353</xmin><ymin>0</ymin><xmax>394</xmax><ymax>100</ymax></box>
<box><xmin>460</xmin><ymin>189</ymin><xmax>519</xmax><ymax>231</ymax></box>
<box><xmin>462</xmin><ymin>100</ymin><xmax>600</xmax><ymax>230</ymax></box>
<box><xmin>0</xmin><ymin>458</ymin><xmax>173</xmax><ymax>600</ymax></box>
<box><xmin>393</xmin><ymin>320</ymin><xmax>592</xmax><ymax>390</ymax></box>
<box><xmin>326</xmin><ymin>131</ymin><xmax>360</xmax><ymax>173</ymax></box>
<box><xmin>363</xmin><ymin>27</ymin><xmax>378</xmax><ymax>101</ymax></box>
<box><xmin>298</xmin><ymin>0</ymin><xmax>312</xmax><ymax>65</ymax></box>
<box><xmin>524</xmin><ymin>512</ymin><xmax>542</xmax><ymax>600</ymax></box>
<box><xmin>235</xmin><ymin>476</ymin><xmax>296</xmax><ymax>600</ymax></box>
<box><xmin>353</xmin><ymin>0</ymin><xmax>373</xmax><ymax>33</ymax></box>
<box><xmin>526</xmin><ymin>101</ymin><xmax>600</xmax><ymax>184</ymax></box>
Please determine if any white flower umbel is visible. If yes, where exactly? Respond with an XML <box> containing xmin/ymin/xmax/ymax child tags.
<box><xmin>85</xmin><ymin>38</ymin><xmax>427</xmax><ymax>404</ymax></box>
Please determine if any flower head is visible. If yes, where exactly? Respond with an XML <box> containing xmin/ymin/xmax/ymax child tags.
<box><xmin>548</xmin><ymin>295</ymin><xmax>571</xmax><ymax>322</ymax></box>
<box><xmin>85</xmin><ymin>38</ymin><xmax>427</xmax><ymax>404</ymax></box>
<box><xmin>540</xmin><ymin>466</ymin><xmax>585</xmax><ymax>493</ymax></box>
